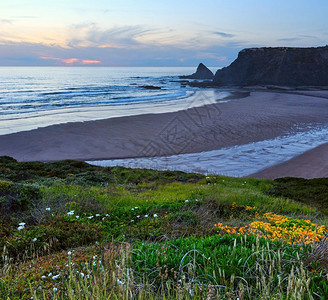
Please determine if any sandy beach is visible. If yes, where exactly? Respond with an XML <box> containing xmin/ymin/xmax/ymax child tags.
<box><xmin>0</xmin><ymin>90</ymin><xmax>327</xmax><ymax>178</ymax></box>
<box><xmin>250</xmin><ymin>142</ymin><xmax>328</xmax><ymax>179</ymax></box>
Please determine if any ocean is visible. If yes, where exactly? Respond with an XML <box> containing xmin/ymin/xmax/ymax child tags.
<box><xmin>0</xmin><ymin>66</ymin><xmax>220</xmax><ymax>134</ymax></box>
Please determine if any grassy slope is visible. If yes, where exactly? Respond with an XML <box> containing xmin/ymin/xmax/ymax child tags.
<box><xmin>0</xmin><ymin>156</ymin><xmax>328</xmax><ymax>299</ymax></box>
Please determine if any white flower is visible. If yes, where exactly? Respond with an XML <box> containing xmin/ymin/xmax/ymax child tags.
<box><xmin>17</xmin><ymin>226</ymin><xmax>25</xmax><ymax>231</ymax></box>
<box><xmin>32</xmin><ymin>238</ymin><xmax>37</xmax><ymax>242</ymax></box>
<box><xmin>134</xmin><ymin>207</ymin><xmax>138</xmax><ymax>209</ymax></box>
<box><xmin>67</xmin><ymin>251</ymin><xmax>72</xmax><ymax>255</ymax></box>
<box><xmin>102</xmin><ymin>217</ymin><xmax>105</xmax><ymax>220</ymax></box>
<box><xmin>19</xmin><ymin>222</ymin><xmax>26</xmax><ymax>226</ymax></box>
<box><xmin>87</xmin><ymin>216</ymin><xmax>94</xmax><ymax>219</ymax></box>
<box><xmin>52</xmin><ymin>274</ymin><xmax>60</xmax><ymax>280</ymax></box>
<box><xmin>137</xmin><ymin>215</ymin><xmax>140</xmax><ymax>218</ymax></box>
<box><xmin>46</xmin><ymin>207</ymin><xmax>51</xmax><ymax>211</ymax></box>
<box><xmin>185</xmin><ymin>200</ymin><xmax>189</xmax><ymax>203</ymax></box>
<box><xmin>206</xmin><ymin>176</ymin><xmax>210</xmax><ymax>179</ymax></box>
<box><xmin>67</xmin><ymin>210</ymin><xmax>74</xmax><ymax>215</ymax></box>
<box><xmin>144</xmin><ymin>215</ymin><xmax>148</xmax><ymax>218</ymax></box>
<box><xmin>93</xmin><ymin>255</ymin><xmax>97</xmax><ymax>259</ymax></box>
<box><xmin>131</xmin><ymin>208</ymin><xmax>134</xmax><ymax>211</ymax></box>
<box><xmin>80</xmin><ymin>273</ymin><xmax>85</xmax><ymax>278</ymax></box>
<box><xmin>53</xmin><ymin>287</ymin><xmax>57</xmax><ymax>292</ymax></box>
<box><xmin>96</xmin><ymin>214</ymin><xmax>100</xmax><ymax>217</ymax></box>
<box><xmin>48</xmin><ymin>272</ymin><xmax>52</xmax><ymax>277</ymax></box>
<box><xmin>153</xmin><ymin>214</ymin><xmax>158</xmax><ymax>218</ymax></box>
<box><xmin>41</xmin><ymin>276</ymin><xmax>46</xmax><ymax>279</ymax></box>
<box><xmin>131</xmin><ymin>220</ymin><xmax>134</xmax><ymax>222</ymax></box>
<box><xmin>76</xmin><ymin>216</ymin><xmax>79</xmax><ymax>219</ymax></box>
<box><xmin>105</xmin><ymin>214</ymin><xmax>109</xmax><ymax>217</ymax></box>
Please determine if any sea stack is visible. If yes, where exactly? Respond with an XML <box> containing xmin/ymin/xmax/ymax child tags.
<box><xmin>213</xmin><ymin>46</ymin><xmax>328</xmax><ymax>86</ymax></box>
<box><xmin>180</xmin><ymin>63</ymin><xmax>214</xmax><ymax>79</ymax></box>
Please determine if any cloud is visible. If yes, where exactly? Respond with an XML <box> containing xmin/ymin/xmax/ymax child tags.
<box><xmin>277</xmin><ymin>37</ymin><xmax>301</xmax><ymax>42</ymax></box>
<box><xmin>40</xmin><ymin>56</ymin><xmax>101</xmax><ymax>65</ymax></box>
<box><xmin>0</xmin><ymin>19</ymin><xmax>13</xmax><ymax>24</ymax></box>
<box><xmin>11</xmin><ymin>16</ymin><xmax>37</xmax><ymax>19</ymax></box>
<box><xmin>213</xmin><ymin>31</ymin><xmax>235</xmax><ymax>38</ymax></box>
<box><xmin>82</xmin><ymin>59</ymin><xmax>101</xmax><ymax>64</ymax></box>
<box><xmin>67</xmin><ymin>24</ymin><xmax>153</xmax><ymax>48</ymax></box>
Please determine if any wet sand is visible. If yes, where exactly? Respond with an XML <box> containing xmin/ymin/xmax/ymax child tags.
<box><xmin>0</xmin><ymin>90</ymin><xmax>327</xmax><ymax>180</ymax></box>
<box><xmin>250</xmin><ymin>142</ymin><xmax>328</xmax><ymax>179</ymax></box>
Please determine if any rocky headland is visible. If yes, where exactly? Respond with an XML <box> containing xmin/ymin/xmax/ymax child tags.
<box><xmin>213</xmin><ymin>46</ymin><xmax>328</xmax><ymax>87</ymax></box>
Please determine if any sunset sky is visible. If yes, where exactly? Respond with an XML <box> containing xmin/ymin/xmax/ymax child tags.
<box><xmin>1</xmin><ymin>0</ymin><xmax>327</xmax><ymax>67</ymax></box>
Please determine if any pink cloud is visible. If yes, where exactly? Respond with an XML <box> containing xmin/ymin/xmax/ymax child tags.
<box><xmin>82</xmin><ymin>59</ymin><xmax>101</xmax><ymax>64</ymax></box>
<box><xmin>40</xmin><ymin>56</ymin><xmax>100</xmax><ymax>65</ymax></box>
<box><xmin>62</xmin><ymin>58</ymin><xmax>79</xmax><ymax>64</ymax></box>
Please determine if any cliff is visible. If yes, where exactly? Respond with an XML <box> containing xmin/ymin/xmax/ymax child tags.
<box><xmin>213</xmin><ymin>46</ymin><xmax>328</xmax><ymax>86</ymax></box>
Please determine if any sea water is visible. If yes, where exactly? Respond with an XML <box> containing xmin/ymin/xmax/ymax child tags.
<box><xmin>0</xmin><ymin>66</ymin><xmax>221</xmax><ymax>134</ymax></box>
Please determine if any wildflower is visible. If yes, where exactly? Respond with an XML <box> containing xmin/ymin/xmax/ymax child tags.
<box><xmin>32</xmin><ymin>238</ymin><xmax>37</xmax><ymax>242</ymax></box>
<box><xmin>41</xmin><ymin>276</ymin><xmax>46</xmax><ymax>279</ymax></box>
<box><xmin>53</xmin><ymin>287</ymin><xmax>57</xmax><ymax>292</ymax></box>
<box><xmin>19</xmin><ymin>222</ymin><xmax>26</xmax><ymax>226</ymax></box>
<box><xmin>80</xmin><ymin>273</ymin><xmax>85</xmax><ymax>278</ymax></box>
<box><xmin>67</xmin><ymin>210</ymin><xmax>74</xmax><ymax>216</ymax></box>
<box><xmin>93</xmin><ymin>255</ymin><xmax>97</xmax><ymax>259</ymax></box>
<box><xmin>67</xmin><ymin>251</ymin><xmax>72</xmax><ymax>255</ymax></box>
<box><xmin>185</xmin><ymin>200</ymin><xmax>189</xmax><ymax>203</ymax></box>
<box><xmin>48</xmin><ymin>272</ymin><xmax>52</xmax><ymax>277</ymax></box>
<box><xmin>137</xmin><ymin>215</ymin><xmax>140</xmax><ymax>218</ymax></box>
<box><xmin>131</xmin><ymin>220</ymin><xmax>134</xmax><ymax>222</ymax></box>
<box><xmin>144</xmin><ymin>215</ymin><xmax>148</xmax><ymax>218</ymax></box>
<box><xmin>87</xmin><ymin>216</ymin><xmax>94</xmax><ymax>219</ymax></box>
<box><xmin>52</xmin><ymin>274</ymin><xmax>60</xmax><ymax>280</ymax></box>
<box><xmin>76</xmin><ymin>216</ymin><xmax>79</xmax><ymax>219</ymax></box>
<box><xmin>135</xmin><ymin>207</ymin><xmax>139</xmax><ymax>209</ymax></box>
<box><xmin>96</xmin><ymin>214</ymin><xmax>100</xmax><ymax>217</ymax></box>
<box><xmin>17</xmin><ymin>225</ymin><xmax>25</xmax><ymax>231</ymax></box>
<box><xmin>131</xmin><ymin>208</ymin><xmax>134</xmax><ymax>211</ymax></box>
<box><xmin>153</xmin><ymin>214</ymin><xmax>158</xmax><ymax>218</ymax></box>
<box><xmin>46</xmin><ymin>207</ymin><xmax>51</xmax><ymax>211</ymax></box>
<box><xmin>105</xmin><ymin>214</ymin><xmax>109</xmax><ymax>217</ymax></box>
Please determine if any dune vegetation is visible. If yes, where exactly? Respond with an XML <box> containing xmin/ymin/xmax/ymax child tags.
<box><xmin>0</xmin><ymin>156</ymin><xmax>328</xmax><ymax>299</ymax></box>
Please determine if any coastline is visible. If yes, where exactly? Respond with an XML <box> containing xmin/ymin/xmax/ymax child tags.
<box><xmin>250</xmin><ymin>142</ymin><xmax>328</xmax><ymax>179</ymax></box>
<box><xmin>0</xmin><ymin>90</ymin><xmax>327</xmax><ymax>178</ymax></box>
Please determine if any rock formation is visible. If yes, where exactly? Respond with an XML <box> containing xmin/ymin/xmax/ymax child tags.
<box><xmin>180</xmin><ymin>63</ymin><xmax>214</xmax><ymax>79</ymax></box>
<box><xmin>213</xmin><ymin>46</ymin><xmax>328</xmax><ymax>86</ymax></box>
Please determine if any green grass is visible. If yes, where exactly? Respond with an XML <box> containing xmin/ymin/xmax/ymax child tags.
<box><xmin>273</xmin><ymin>177</ymin><xmax>328</xmax><ymax>214</ymax></box>
<box><xmin>1</xmin><ymin>157</ymin><xmax>328</xmax><ymax>299</ymax></box>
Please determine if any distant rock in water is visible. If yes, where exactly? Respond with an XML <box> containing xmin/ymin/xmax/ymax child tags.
<box><xmin>213</xmin><ymin>46</ymin><xmax>328</xmax><ymax>86</ymax></box>
<box><xmin>141</xmin><ymin>85</ymin><xmax>161</xmax><ymax>90</ymax></box>
<box><xmin>180</xmin><ymin>63</ymin><xmax>214</xmax><ymax>79</ymax></box>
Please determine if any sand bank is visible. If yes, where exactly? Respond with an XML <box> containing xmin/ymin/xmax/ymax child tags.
<box><xmin>250</xmin><ymin>142</ymin><xmax>328</xmax><ymax>179</ymax></box>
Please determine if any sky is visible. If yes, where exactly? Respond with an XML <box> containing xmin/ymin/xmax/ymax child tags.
<box><xmin>0</xmin><ymin>0</ymin><xmax>328</xmax><ymax>67</ymax></box>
